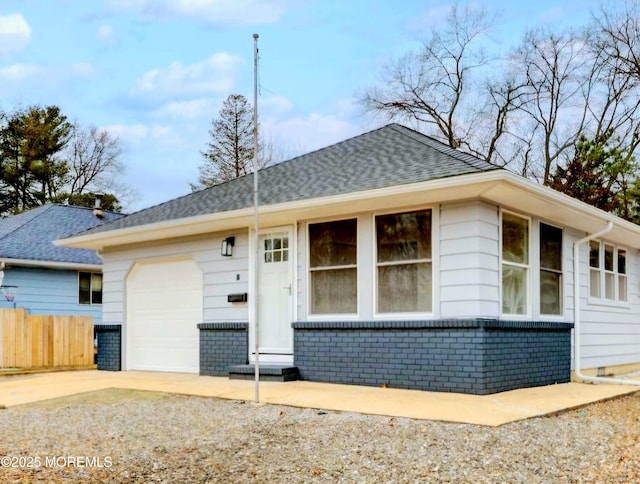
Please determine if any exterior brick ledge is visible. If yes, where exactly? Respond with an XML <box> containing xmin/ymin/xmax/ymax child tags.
<box><xmin>95</xmin><ymin>324</ymin><xmax>122</xmax><ymax>332</ymax></box>
<box><xmin>198</xmin><ymin>322</ymin><xmax>248</xmax><ymax>330</ymax></box>
<box><xmin>292</xmin><ymin>319</ymin><xmax>573</xmax><ymax>330</ymax></box>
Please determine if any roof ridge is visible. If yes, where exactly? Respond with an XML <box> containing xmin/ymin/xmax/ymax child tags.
<box><xmin>109</xmin><ymin>124</ymin><xmax>396</xmax><ymax>222</ymax></box>
<box><xmin>387</xmin><ymin>124</ymin><xmax>500</xmax><ymax>172</ymax></box>
<box><xmin>0</xmin><ymin>204</ymin><xmax>54</xmax><ymax>243</ymax></box>
<box><xmin>258</xmin><ymin>123</ymin><xmax>393</xmax><ymax>172</ymax></box>
<box><xmin>50</xmin><ymin>202</ymin><xmax>124</xmax><ymax>216</ymax></box>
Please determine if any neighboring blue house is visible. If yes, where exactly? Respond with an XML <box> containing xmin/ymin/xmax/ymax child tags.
<box><xmin>0</xmin><ymin>204</ymin><xmax>123</xmax><ymax>323</ymax></box>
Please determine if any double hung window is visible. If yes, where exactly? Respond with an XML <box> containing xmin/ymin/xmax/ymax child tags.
<box><xmin>502</xmin><ymin>213</ymin><xmax>529</xmax><ymax>315</ymax></box>
<box><xmin>590</xmin><ymin>241</ymin><xmax>627</xmax><ymax>302</ymax></box>
<box><xmin>79</xmin><ymin>272</ymin><xmax>102</xmax><ymax>305</ymax></box>
<box><xmin>539</xmin><ymin>223</ymin><xmax>563</xmax><ymax>315</ymax></box>
<box><xmin>309</xmin><ymin>219</ymin><xmax>357</xmax><ymax>314</ymax></box>
<box><xmin>375</xmin><ymin>209</ymin><xmax>432</xmax><ymax>313</ymax></box>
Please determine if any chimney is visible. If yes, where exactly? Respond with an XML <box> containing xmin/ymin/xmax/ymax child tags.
<box><xmin>93</xmin><ymin>193</ymin><xmax>104</xmax><ymax>219</ymax></box>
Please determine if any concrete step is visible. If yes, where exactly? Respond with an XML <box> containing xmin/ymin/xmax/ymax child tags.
<box><xmin>228</xmin><ymin>364</ymin><xmax>299</xmax><ymax>382</ymax></box>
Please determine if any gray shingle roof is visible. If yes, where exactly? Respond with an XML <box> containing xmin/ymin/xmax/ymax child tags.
<box><xmin>0</xmin><ymin>204</ymin><xmax>123</xmax><ymax>265</ymax></box>
<box><xmin>79</xmin><ymin>123</ymin><xmax>501</xmax><ymax>236</ymax></box>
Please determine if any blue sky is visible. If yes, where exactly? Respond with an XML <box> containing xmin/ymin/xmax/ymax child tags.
<box><xmin>0</xmin><ymin>0</ymin><xmax>601</xmax><ymax>211</ymax></box>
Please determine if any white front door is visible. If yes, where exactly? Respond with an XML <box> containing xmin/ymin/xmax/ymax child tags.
<box><xmin>253</xmin><ymin>227</ymin><xmax>294</xmax><ymax>362</ymax></box>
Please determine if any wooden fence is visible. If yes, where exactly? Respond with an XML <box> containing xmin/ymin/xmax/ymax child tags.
<box><xmin>0</xmin><ymin>309</ymin><xmax>94</xmax><ymax>369</ymax></box>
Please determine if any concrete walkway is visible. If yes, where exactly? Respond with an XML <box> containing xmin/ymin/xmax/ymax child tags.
<box><xmin>1</xmin><ymin>370</ymin><xmax>639</xmax><ymax>427</ymax></box>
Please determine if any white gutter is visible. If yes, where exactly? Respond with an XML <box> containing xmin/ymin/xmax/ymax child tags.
<box><xmin>573</xmin><ymin>221</ymin><xmax>640</xmax><ymax>386</ymax></box>
<box><xmin>0</xmin><ymin>257</ymin><xmax>102</xmax><ymax>272</ymax></box>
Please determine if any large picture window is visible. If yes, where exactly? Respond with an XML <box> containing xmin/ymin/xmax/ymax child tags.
<box><xmin>79</xmin><ymin>272</ymin><xmax>102</xmax><ymax>305</ymax></box>
<box><xmin>589</xmin><ymin>241</ymin><xmax>627</xmax><ymax>302</ymax></box>
<box><xmin>502</xmin><ymin>212</ymin><xmax>529</xmax><ymax>315</ymax></box>
<box><xmin>309</xmin><ymin>219</ymin><xmax>357</xmax><ymax>314</ymax></box>
<box><xmin>540</xmin><ymin>223</ymin><xmax>562</xmax><ymax>315</ymax></box>
<box><xmin>375</xmin><ymin>209</ymin><xmax>432</xmax><ymax>313</ymax></box>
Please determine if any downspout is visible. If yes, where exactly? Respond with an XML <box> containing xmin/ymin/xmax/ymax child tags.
<box><xmin>573</xmin><ymin>221</ymin><xmax>640</xmax><ymax>385</ymax></box>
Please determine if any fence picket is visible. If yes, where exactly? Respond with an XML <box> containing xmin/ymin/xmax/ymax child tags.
<box><xmin>0</xmin><ymin>309</ymin><xmax>94</xmax><ymax>369</ymax></box>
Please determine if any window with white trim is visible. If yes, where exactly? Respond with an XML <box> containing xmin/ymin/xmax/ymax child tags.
<box><xmin>375</xmin><ymin>209</ymin><xmax>432</xmax><ymax>313</ymax></box>
<box><xmin>539</xmin><ymin>223</ymin><xmax>563</xmax><ymax>315</ymax></box>
<box><xmin>79</xmin><ymin>272</ymin><xmax>102</xmax><ymax>305</ymax></box>
<box><xmin>309</xmin><ymin>219</ymin><xmax>357</xmax><ymax>314</ymax></box>
<box><xmin>589</xmin><ymin>241</ymin><xmax>627</xmax><ymax>302</ymax></box>
<box><xmin>502</xmin><ymin>212</ymin><xmax>529</xmax><ymax>315</ymax></box>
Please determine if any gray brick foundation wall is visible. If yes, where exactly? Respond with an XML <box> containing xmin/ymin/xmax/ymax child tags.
<box><xmin>292</xmin><ymin>319</ymin><xmax>572</xmax><ymax>395</ymax></box>
<box><xmin>95</xmin><ymin>324</ymin><xmax>121</xmax><ymax>371</ymax></box>
<box><xmin>198</xmin><ymin>322</ymin><xmax>248</xmax><ymax>376</ymax></box>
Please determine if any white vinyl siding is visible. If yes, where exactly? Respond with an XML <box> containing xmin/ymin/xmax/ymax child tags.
<box><xmin>574</xmin><ymin>232</ymin><xmax>639</xmax><ymax>370</ymax></box>
<box><xmin>100</xmin><ymin>231</ymin><xmax>250</xmax><ymax>325</ymax></box>
<box><xmin>439</xmin><ymin>201</ymin><xmax>500</xmax><ymax>318</ymax></box>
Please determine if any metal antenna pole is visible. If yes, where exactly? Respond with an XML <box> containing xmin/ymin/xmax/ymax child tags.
<box><xmin>252</xmin><ymin>33</ymin><xmax>260</xmax><ymax>403</ymax></box>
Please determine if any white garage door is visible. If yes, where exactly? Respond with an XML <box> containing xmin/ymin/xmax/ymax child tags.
<box><xmin>126</xmin><ymin>258</ymin><xmax>202</xmax><ymax>372</ymax></box>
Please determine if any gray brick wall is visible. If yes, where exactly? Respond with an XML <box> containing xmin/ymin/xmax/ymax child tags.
<box><xmin>482</xmin><ymin>328</ymin><xmax>571</xmax><ymax>393</ymax></box>
<box><xmin>95</xmin><ymin>324</ymin><xmax>121</xmax><ymax>371</ymax></box>
<box><xmin>198</xmin><ymin>322</ymin><xmax>248</xmax><ymax>376</ymax></box>
<box><xmin>292</xmin><ymin>319</ymin><xmax>572</xmax><ymax>395</ymax></box>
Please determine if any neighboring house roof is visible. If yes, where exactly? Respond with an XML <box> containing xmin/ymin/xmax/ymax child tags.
<box><xmin>77</xmin><ymin>123</ymin><xmax>500</xmax><ymax>236</ymax></box>
<box><xmin>0</xmin><ymin>204</ymin><xmax>123</xmax><ymax>267</ymax></box>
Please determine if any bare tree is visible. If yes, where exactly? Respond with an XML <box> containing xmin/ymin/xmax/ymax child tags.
<box><xmin>360</xmin><ymin>2</ymin><xmax>514</xmax><ymax>162</ymax></box>
<box><xmin>66</xmin><ymin>125</ymin><xmax>125</xmax><ymax>195</ymax></box>
<box><xmin>591</xmin><ymin>0</ymin><xmax>640</xmax><ymax>80</ymax></box>
<box><xmin>507</xmin><ymin>28</ymin><xmax>593</xmax><ymax>183</ymax></box>
<box><xmin>586</xmin><ymin>1</ymin><xmax>640</xmax><ymax>158</ymax></box>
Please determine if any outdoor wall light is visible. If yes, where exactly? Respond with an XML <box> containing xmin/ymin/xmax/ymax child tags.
<box><xmin>221</xmin><ymin>236</ymin><xmax>235</xmax><ymax>257</ymax></box>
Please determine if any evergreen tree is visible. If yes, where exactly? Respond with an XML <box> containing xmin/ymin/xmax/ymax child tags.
<box><xmin>550</xmin><ymin>130</ymin><xmax>637</xmax><ymax>217</ymax></box>
<box><xmin>0</xmin><ymin>105</ymin><xmax>71</xmax><ymax>214</ymax></box>
<box><xmin>193</xmin><ymin>94</ymin><xmax>256</xmax><ymax>190</ymax></box>
<box><xmin>0</xmin><ymin>105</ymin><xmax>128</xmax><ymax>216</ymax></box>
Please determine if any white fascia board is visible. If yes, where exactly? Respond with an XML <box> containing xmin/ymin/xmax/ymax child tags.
<box><xmin>0</xmin><ymin>257</ymin><xmax>102</xmax><ymax>271</ymax></box>
<box><xmin>55</xmin><ymin>169</ymin><xmax>640</xmax><ymax>250</ymax></box>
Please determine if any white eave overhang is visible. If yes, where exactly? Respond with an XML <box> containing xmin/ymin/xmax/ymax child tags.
<box><xmin>55</xmin><ymin>170</ymin><xmax>640</xmax><ymax>250</ymax></box>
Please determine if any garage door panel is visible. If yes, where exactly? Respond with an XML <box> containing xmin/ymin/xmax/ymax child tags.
<box><xmin>126</xmin><ymin>259</ymin><xmax>202</xmax><ymax>373</ymax></box>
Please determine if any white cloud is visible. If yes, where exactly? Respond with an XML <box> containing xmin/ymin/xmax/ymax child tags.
<box><xmin>106</xmin><ymin>123</ymin><xmax>177</xmax><ymax>146</ymax></box>
<box><xmin>153</xmin><ymin>98</ymin><xmax>220</xmax><ymax>120</ymax></box>
<box><xmin>0</xmin><ymin>63</ymin><xmax>39</xmax><ymax>80</ymax></box>
<box><xmin>261</xmin><ymin>94</ymin><xmax>293</xmax><ymax>115</ymax></box>
<box><xmin>0</xmin><ymin>13</ymin><xmax>32</xmax><ymax>56</ymax></box>
<box><xmin>130</xmin><ymin>53</ymin><xmax>243</xmax><ymax>103</ymax></box>
<box><xmin>108</xmin><ymin>0</ymin><xmax>286</xmax><ymax>27</ymax></box>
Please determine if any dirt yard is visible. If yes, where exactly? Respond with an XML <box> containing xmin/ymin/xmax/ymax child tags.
<box><xmin>0</xmin><ymin>388</ymin><xmax>639</xmax><ymax>483</ymax></box>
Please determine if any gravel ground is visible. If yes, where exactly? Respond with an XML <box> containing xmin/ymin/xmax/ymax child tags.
<box><xmin>1</xmin><ymin>387</ymin><xmax>639</xmax><ymax>483</ymax></box>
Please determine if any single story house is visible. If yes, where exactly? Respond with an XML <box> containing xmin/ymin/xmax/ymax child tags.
<box><xmin>0</xmin><ymin>203</ymin><xmax>122</xmax><ymax>323</ymax></box>
<box><xmin>58</xmin><ymin>124</ymin><xmax>640</xmax><ymax>394</ymax></box>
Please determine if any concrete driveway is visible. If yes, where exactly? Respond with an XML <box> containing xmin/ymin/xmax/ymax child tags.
<box><xmin>1</xmin><ymin>370</ymin><xmax>638</xmax><ymax>427</ymax></box>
